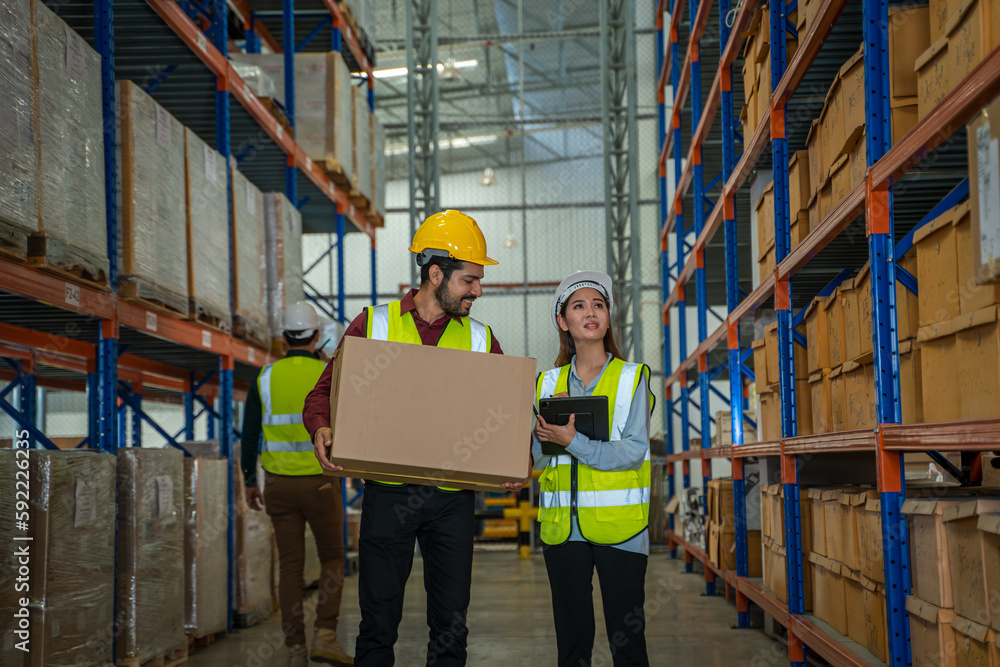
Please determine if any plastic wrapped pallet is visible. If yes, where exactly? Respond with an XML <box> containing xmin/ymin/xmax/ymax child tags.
<box><xmin>116</xmin><ymin>447</ymin><xmax>187</xmax><ymax>665</ymax></box>
<box><xmin>264</xmin><ymin>192</ymin><xmax>304</xmax><ymax>342</ymax></box>
<box><xmin>30</xmin><ymin>1</ymin><xmax>108</xmax><ymax>284</ymax></box>
<box><xmin>184</xmin><ymin>128</ymin><xmax>231</xmax><ymax>329</ymax></box>
<box><xmin>230</xmin><ymin>52</ymin><xmax>353</xmax><ymax>179</ymax></box>
<box><xmin>0</xmin><ymin>450</ymin><xmax>116</xmax><ymax>667</ymax></box>
<box><xmin>183</xmin><ymin>457</ymin><xmax>229</xmax><ymax>639</ymax></box>
<box><xmin>231</xmin><ymin>165</ymin><xmax>268</xmax><ymax>346</ymax></box>
<box><xmin>233</xmin><ymin>457</ymin><xmax>276</xmax><ymax>626</ymax></box>
<box><xmin>0</xmin><ymin>0</ymin><xmax>38</xmax><ymax>256</ymax></box>
<box><xmin>115</xmin><ymin>80</ymin><xmax>189</xmax><ymax>314</ymax></box>
<box><xmin>353</xmin><ymin>86</ymin><xmax>372</xmax><ymax>202</ymax></box>
<box><xmin>372</xmin><ymin>114</ymin><xmax>386</xmax><ymax>222</ymax></box>
<box><xmin>231</xmin><ymin>61</ymin><xmax>278</xmax><ymax>99</ymax></box>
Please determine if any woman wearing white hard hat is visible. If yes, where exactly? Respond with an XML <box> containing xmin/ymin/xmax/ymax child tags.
<box><xmin>533</xmin><ymin>271</ymin><xmax>654</xmax><ymax>667</ymax></box>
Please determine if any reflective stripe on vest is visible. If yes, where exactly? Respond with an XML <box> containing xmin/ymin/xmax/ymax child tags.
<box><xmin>363</xmin><ymin>299</ymin><xmax>491</xmax><ymax>488</ymax></box>
<box><xmin>259</xmin><ymin>356</ymin><xmax>327</xmax><ymax>476</ymax></box>
<box><xmin>535</xmin><ymin>359</ymin><xmax>652</xmax><ymax>545</ymax></box>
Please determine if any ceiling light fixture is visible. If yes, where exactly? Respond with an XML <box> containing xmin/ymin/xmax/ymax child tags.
<box><xmin>371</xmin><ymin>59</ymin><xmax>478</xmax><ymax>80</ymax></box>
<box><xmin>479</xmin><ymin>167</ymin><xmax>498</xmax><ymax>186</ymax></box>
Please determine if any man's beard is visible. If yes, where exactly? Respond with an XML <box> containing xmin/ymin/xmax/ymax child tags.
<box><xmin>435</xmin><ymin>280</ymin><xmax>475</xmax><ymax>317</ymax></box>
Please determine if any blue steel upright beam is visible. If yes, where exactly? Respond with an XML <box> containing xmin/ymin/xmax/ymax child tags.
<box><xmin>335</xmin><ymin>211</ymin><xmax>346</xmax><ymax>323</ymax></box>
<box><xmin>284</xmin><ymin>0</ymin><xmax>297</xmax><ymax>206</ymax></box>
<box><xmin>768</xmin><ymin>2</ymin><xmax>805</xmax><ymax>665</ymax></box>
<box><xmin>371</xmin><ymin>239</ymin><xmax>378</xmax><ymax>306</ymax></box>
<box><xmin>863</xmin><ymin>0</ymin><xmax>910</xmax><ymax>663</ymax></box>
<box><xmin>18</xmin><ymin>362</ymin><xmax>37</xmax><ymax>448</ymax></box>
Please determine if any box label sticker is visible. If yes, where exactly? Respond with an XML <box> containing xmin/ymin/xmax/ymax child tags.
<box><xmin>155</xmin><ymin>106</ymin><xmax>172</xmax><ymax>149</ymax></box>
<box><xmin>246</xmin><ymin>183</ymin><xmax>256</xmax><ymax>216</ymax></box>
<box><xmin>204</xmin><ymin>145</ymin><xmax>217</xmax><ymax>185</ymax></box>
<box><xmin>145</xmin><ymin>311</ymin><xmax>157</xmax><ymax>332</ymax></box>
<box><xmin>248</xmin><ymin>347</ymin><xmax>255</xmax><ymax>363</ymax></box>
<box><xmin>276</xmin><ymin>125</ymin><xmax>283</xmax><ymax>140</ymax></box>
<box><xmin>306</xmin><ymin>157</ymin><xmax>313</xmax><ymax>171</ymax></box>
<box><xmin>64</xmin><ymin>26</ymin><xmax>87</xmax><ymax>81</ymax></box>
<box><xmin>155</xmin><ymin>476</ymin><xmax>174</xmax><ymax>518</ymax></box>
<box><xmin>74</xmin><ymin>479</ymin><xmax>97</xmax><ymax>528</ymax></box>
<box><xmin>977</xmin><ymin>123</ymin><xmax>1000</xmax><ymax>267</ymax></box>
<box><xmin>65</xmin><ymin>282</ymin><xmax>80</xmax><ymax>307</ymax></box>
<box><xmin>202</xmin><ymin>330</ymin><xmax>212</xmax><ymax>348</ymax></box>
<box><xmin>197</xmin><ymin>32</ymin><xmax>207</xmax><ymax>52</ymax></box>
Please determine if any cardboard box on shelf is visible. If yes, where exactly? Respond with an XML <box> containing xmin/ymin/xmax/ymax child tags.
<box><xmin>956</xmin><ymin>305</ymin><xmax>1000</xmax><ymax>420</ymax></box>
<box><xmin>796</xmin><ymin>377</ymin><xmax>814</xmax><ymax>436</ymax></box>
<box><xmin>823</xmin><ymin>489</ymin><xmax>850</xmax><ymax>564</ymax></box>
<box><xmin>841</xmin><ymin>489</ymin><xmax>879</xmax><ymax>572</ymax></box>
<box><xmin>810</xmin><ymin>552</ymin><xmax>849</xmax><ymax>636</ymax></box>
<box><xmin>899</xmin><ymin>339</ymin><xmax>925</xmax><ymax>424</ymax></box>
<box><xmin>789</xmin><ymin>150</ymin><xmax>811</xmax><ymax>217</ymax></box>
<box><xmin>752</xmin><ymin>336</ymin><xmax>769</xmax><ymax>391</ymax></box>
<box><xmin>713</xmin><ymin>410</ymin><xmax>758</xmax><ymax>447</ymax></box>
<box><xmin>808</xmin><ymin>369</ymin><xmax>833</xmax><ymax>435</ymax></box>
<box><xmin>807</xmin><ymin>120</ymin><xmax>824</xmax><ymax>197</ymax></box>
<box><xmin>791</xmin><ymin>210</ymin><xmax>810</xmax><ymax>251</ymax></box>
<box><xmin>758</xmin><ymin>389</ymin><xmax>782</xmax><ymax>442</ymax></box>
<box><xmin>741</xmin><ymin>99</ymin><xmax>756</xmax><ymax>147</ymax></box>
<box><xmin>904</xmin><ymin>498</ymin><xmax>963</xmax><ymax>609</ymax></box>
<box><xmin>915</xmin><ymin>200</ymin><xmax>961</xmax><ymax>327</ymax></box>
<box><xmin>819</xmin><ymin>79</ymin><xmax>845</xmax><ymax>178</ymax></box>
<box><xmin>807</xmin><ymin>488</ymin><xmax>830</xmax><ymax>557</ymax></box>
<box><xmin>918</xmin><ymin>318</ymin><xmax>961</xmax><ymax>423</ymax></box>
<box><xmin>756</xmin><ymin>183</ymin><xmax>775</xmax><ymax>254</ymax></box>
<box><xmin>943</xmin><ymin>499</ymin><xmax>1000</xmax><ymax>627</ymax></box>
<box><xmin>805</xmin><ymin>296</ymin><xmax>832</xmax><ymax>373</ymax></box>
<box><xmin>929</xmin><ymin>0</ymin><xmax>957</xmax><ymax>42</ymax></box>
<box><xmin>983</xmin><ymin>453</ymin><xmax>1000</xmax><ymax>488</ymax></box>
<box><xmin>889</xmin><ymin>6</ymin><xmax>932</xmax><ymax>100</ymax></box>
<box><xmin>825</xmin><ymin>286</ymin><xmax>849</xmax><ymax>367</ymax></box>
<box><xmin>759</xmin><ymin>237</ymin><xmax>776</xmax><ymax>281</ymax></box>
<box><xmin>898</xmin><ymin>251</ymin><xmax>921</xmax><ymax>341</ymax></box>
<box><xmin>764</xmin><ymin>321</ymin><xmax>810</xmax><ymax>382</ymax></box>
<box><xmin>765</xmin><ymin>541</ymin><xmax>814</xmax><ymax>609</ymax></box>
<box><xmin>950</xmin><ymin>616</ymin><xmax>998</xmax><ymax>666</ymax></box>
<box><xmin>967</xmin><ymin>95</ymin><xmax>1000</xmax><ymax>285</ymax></box>
<box><xmin>756</xmin><ymin>53</ymin><xmax>771</xmax><ymax>130</ymax></box>
<box><xmin>860</xmin><ymin>497</ymin><xmax>884</xmax><ymax>584</ymax></box>
<box><xmin>809</xmin><ymin>191</ymin><xmax>821</xmax><ymax>242</ymax></box>
<box><xmin>828</xmin><ymin>365</ymin><xmax>848</xmax><ymax>432</ymax></box>
<box><xmin>324</xmin><ymin>336</ymin><xmax>536</xmax><ymax>490</ymax></box>
<box><xmin>708</xmin><ymin>478</ymin><xmax>735</xmax><ymax>527</ymax></box>
<box><xmin>852</xmin><ymin>263</ymin><xmax>874</xmax><ymax>360</ymax></box>
<box><xmin>892</xmin><ymin>98</ymin><xmax>920</xmax><ymax>145</ymax></box>
<box><xmin>978</xmin><ymin>514</ymin><xmax>1000</xmax><ymax>633</ymax></box>
<box><xmin>908</xmin><ymin>596</ymin><xmax>958</xmax><ymax>667</ymax></box>
<box><xmin>839</xmin><ymin>48</ymin><xmax>866</xmax><ymax>154</ymax></box>
<box><xmin>841</xmin><ymin>280</ymin><xmax>862</xmax><ymax>363</ymax></box>
<box><xmin>844</xmin><ymin>358</ymin><xmax>876</xmax><ymax>431</ymax></box>
<box><xmin>863</xmin><ymin>579</ymin><xmax>890</xmax><ymax>663</ymax></box>
<box><xmin>826</xmin><ymin>155</ymin><xmax>852</xmax><ymax>221</ymax></box>
<box><xmin>843</xmin><ymin>565</ymin><xmax>868</xmax><ymax>647</ymax></box>
<box><xmin>955</xmin><ymin>201</ymin><xmax>1000</xmax><ymax>312</ymax></box>
<box><xmin>848</xmin><ymin>131</ymin><xmax>867</xmax><ymax>200</ymax></box>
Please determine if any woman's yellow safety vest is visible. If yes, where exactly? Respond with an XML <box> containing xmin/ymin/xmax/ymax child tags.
<box><xmin>364</xmin><ymin>299</ymin><xmax>493</xmax><ymax>490</ymax></box>
<box><xmin>259</xmin><ymin>355</ymin><xmax>328</xmax><ymax>476</ymax></box>
<box><xmin>535</xmin><ymin>359</ymin><xmax>652</xmax><ymax>545</ymax></box>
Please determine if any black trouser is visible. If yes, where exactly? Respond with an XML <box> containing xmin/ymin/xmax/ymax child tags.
<box><xmin>543</xmin><ymin>541</ymin><xmax>650</xmax><ymax>667</ymax></box>
<box><xmin>354</xmin><ymin>483</ymin><xmax>475</xmax><ymax>667</ymax></box>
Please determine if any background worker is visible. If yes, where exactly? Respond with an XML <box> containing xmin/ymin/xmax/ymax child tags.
<box><xmin>241</xmin><ymin>301</ymin><xmax>353</xmax><ymax>667</ymax></box>
<box><xmin>302</xmin><ymin>210</ymin><xmax>528</xmax><ymax>667</ymax></box>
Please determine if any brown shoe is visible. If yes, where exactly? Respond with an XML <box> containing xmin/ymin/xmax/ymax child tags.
<box><xmin>311</xmin><ymin>628</ymin><xmax>354</xmax><ymax>665</ymax></box>
<box><xmin>288</xmin><ymin>644</ymin><xmax>309</xmax><ymax>667</ymax></box>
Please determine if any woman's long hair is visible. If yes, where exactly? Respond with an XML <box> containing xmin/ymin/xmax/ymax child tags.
<box><xmin>554</xmin><ymin>293</ymin><xmax>626</xmax><ymax>367</ymax></box>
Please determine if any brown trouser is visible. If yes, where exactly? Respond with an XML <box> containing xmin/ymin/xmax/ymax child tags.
<box><xmin>264</xmin><ymin>472</ymin><xmax>346</xmax><ymax>647</ymax></box>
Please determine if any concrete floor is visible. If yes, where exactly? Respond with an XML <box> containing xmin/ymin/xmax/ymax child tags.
<box><xmin>187</xmin><ymin>548</ymin><xmax>783</xmax><ymax>666</ymax></box>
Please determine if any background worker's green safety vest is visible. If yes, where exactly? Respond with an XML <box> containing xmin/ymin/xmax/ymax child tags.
<box><xmin>259</xmin><ymin>355</ymin><xmax>328</xmax><ymax>476</ymax></box>
<box><xmin>364</xmin><ymin>299</ymin><xmax>492</xmax><ymax>489</ymax></box>
<box><xmin>535</xmin><ymin>359</ymin><xmax>653</xmax><ymax>545</ymax></box>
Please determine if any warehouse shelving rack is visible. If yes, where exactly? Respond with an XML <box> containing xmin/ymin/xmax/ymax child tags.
<box><xmin>656</xmin><ymin>0</ymin><xmax>1000</xmax><ymax>664</ymax></box>
<box><xmin>0</xmin><ymin>0</ymin><xmax>380</xmax><ymax>634</ymax></box>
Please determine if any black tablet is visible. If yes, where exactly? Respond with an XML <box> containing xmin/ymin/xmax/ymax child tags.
<box><xmin>538</xmin><ymin>396</ymin><xmax>610</xmax><ymax>456</ymax></box>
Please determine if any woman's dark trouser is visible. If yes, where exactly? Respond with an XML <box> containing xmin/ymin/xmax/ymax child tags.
<box><xmin>543</xmin><ymin>540</ymin><xmax>650</xmax><ymax>667</ymax></box>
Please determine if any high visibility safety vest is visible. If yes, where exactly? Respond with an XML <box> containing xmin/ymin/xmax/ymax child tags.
<box><xmin>364</xmin><ymin>299</ymin><xmax>493</xmax><ymax>489</ymax></box>
<box><xmin>259</xmin><ymin>355</ymin><xmax>327</xmax><ymax>476</ymax></box>
<box><xmin>536</xmin><ymin>359</ymin><xmax>653</xmax><ymax>545</ymax></box>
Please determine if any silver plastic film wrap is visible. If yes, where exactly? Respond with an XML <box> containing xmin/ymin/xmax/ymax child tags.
<box><xmin>329</xmin><ymin>51</ymin><xmax>354</xmax><ymax>178</ymax></box>
<box><xmin>231</xmin><ymin>165</ymin><xmax>268</xmax><ymax>345</ymax></box>
<box><xmin>0</xmin><ymin>450</ymin><xmax>116</xmax><ymax>667</ymax></box>
<box><xmin>116</xmin><ymin>448</ymin><xmax>186</xmax><ymax>664</ymax></box>
<box><xmin>231</xmin><ymin>61</ymin><xmax>277</xmax><ymax>99</ymax></box>
<box><xmin>115</xmin><ymin>81</ymin><xmax>188</xmax><ymax>314</ymax></box>
<box><xmin>264</xmin><ymin>192</ymin><xmax>304</xmax><ymax>339</ymax></box>
<box><xmin>352</xmin><ymin>86</ymin><xmax>372</xmax><ymax>201</ymax></box>
<box><xmin>33</xmin><ymin>1</ymin><xmax>108</xmax><ymax>282</ymax></box>
<box><xmin>0</xmin><ymin>0</ymin><xmax>38</xmax><ymax>254</ymax></box>
<box><xmin>183</xmin><ymin>457</ymin><xmax>229</xmax><ymax>639</ymax></box>
<box><xmin>233</xmin><ymin>457</ymin><xmax>275</xmax><ymax>626</ymax></box>
<box><xmin>372</xmin><ymin>114</ymin><xmax>386</xmax><ymax>220</ymax></box>
<box><xmin>184</xmin><ymin>128</ymin><xmax>231</xmax><ymax>328</ymax></box>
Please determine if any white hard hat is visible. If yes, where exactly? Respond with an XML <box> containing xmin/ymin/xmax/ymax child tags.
<box><xmin>283</xmin><ymin>301</ymin><xmax>320</xmax><ymax>336</ymax></box>
<box><xmin>551</xmin><ymin>271</ymin><xmax>614</xmax><ymax>331</ymax></box>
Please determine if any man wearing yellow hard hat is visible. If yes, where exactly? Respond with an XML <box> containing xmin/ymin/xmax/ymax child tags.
<box><xmin>303</xmin><ymin>210</ymin><xmax>527</xmax><ymax>666</ymax></box>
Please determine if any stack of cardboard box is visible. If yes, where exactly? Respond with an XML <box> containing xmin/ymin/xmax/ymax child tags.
<box><xmin>707</xmin><ymin>478</ymin><xmax>762</xmax><ymax>576</ymax></box>
<box><xmin>760</xmin><ymin>484</ymin><xmax>813</xmax><ymax>608</ymax></box>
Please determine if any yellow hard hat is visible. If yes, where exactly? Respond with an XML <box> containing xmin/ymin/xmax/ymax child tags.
<box><xmin>409</xmin><ymin>210</ymin><xmax>499</xmax><ymax>266</ymax></box>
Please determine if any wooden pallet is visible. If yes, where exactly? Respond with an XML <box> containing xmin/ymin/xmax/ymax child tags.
<box><xmin>26</xmin><ymin>233</ymin><xmax>110</xmax><ymax>290</ymax></box>
<box><xmin>0</xmin><ymin>220</ymin><xmax>30</xmax><ymax>262</ymax></box>
<box><xmin>322</xmin><ymin>159</ymin><xmax>351</xmax><ymax>189</ymax></box>
<box><xmin>338</xmin><ymin>0</ymin><xmax>361</xmax><ymax>38</ymax></box>
<box><xmin>233</xmin><ymin>315</ymin><xmax>269</xmax><ymax>350</ymax></box>
<box><xmin>117</xmin><ymin>646</ymin><xmax>188</xmax><ymax>667</ymax></box>
<box><xmin>187</xmin><ymin>300</ymin><xmax>232</xmax><ymax>335</ymax></box>
<box><xmin>349</xmin><ymin>189</ymin><xmax>370</xmax><ymax>211</ymax></box>
<box><xmin>187</xmin><ymin>630</ymin><xmax>225</xmax><ymax>652</ymax></box>
<box><xmin>119</xmin><ymin>279</ymin><xmax>189</xmax><ymax>319</ymax></box>
<box><xmin>259</xmin><ymin>97</ymin><xmax>292</xmax><ymax>136</ymax></box>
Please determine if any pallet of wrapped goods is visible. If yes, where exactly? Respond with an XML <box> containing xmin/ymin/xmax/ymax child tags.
<box><xmin>0</xmin><ymin>0</ymin><xmax>38</xmax><ymax>261</ymax></box>
<box><xmin>116</xmin><ymin>80</ymin><xmax>189</xmax><ymax>316</ymax></box>
<box><xmin>117</xmin><ymin>447</ymin><xmax>187</xmax><ymax>667</ymax></box>
<box><xmin>264</xmin><ymin>192</ymin><xmax>304</xmax><ymax>349</ymax></box>
<box><xmin>0</xmin><ymin>451</ymin><xmax>116</xmax><ymax>667</ymax></box>
<box><xmin>351</xmin><ymin>86</ymin><xmax>372</xmax><ymax>208</ymax></box>
<box><xmin>233</xmin><ymin>460</ymin><xmax>277</xmax><ymax>627</ymax></box>
<box><xmin>371</xmin><ymin>114</ymin><xmax>386</xmax><ymax>225</ymax></box>
<box><xmin>184</xmin><ymin>128</ymin><xmax>231</xmax><ymax>333</ymax></box>
<box><xmin>28</xmin><ymin>1</ymin><xmax>108</xmax><ymax>288</ymax></box>
<box><xmin>231</xmin><ymin>166</ymin><xmax>269</xmax><ymax>348</ymax></box>
<box><xmin>230</xmin><ymin>52</ymin><xmax>354</xmax><ymax>184</ymax></box>
<box><xmin>917</xmin><ymin>0</ymin><xmax>1000</xmax><ymax>120</ymax></box>
<box><xmin>183</xmin><ymin>457</ymin><xmax>229</xmax><ymax>641</ymax></box>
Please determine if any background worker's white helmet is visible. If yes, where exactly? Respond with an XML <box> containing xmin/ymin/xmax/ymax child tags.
<box><xmin>283</xmin><ymin>301</ymin><xmax>320</xmax><ymax>337</ymax></box>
